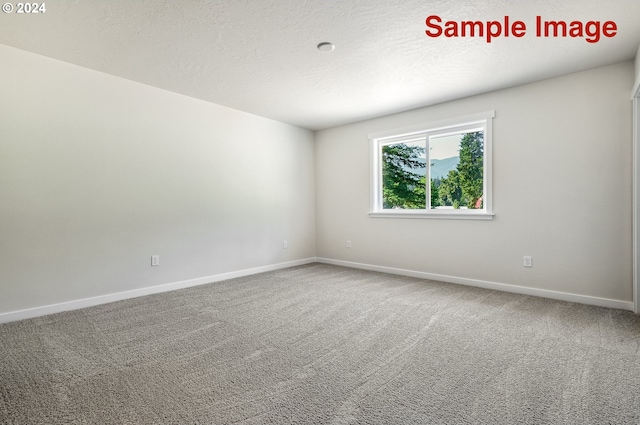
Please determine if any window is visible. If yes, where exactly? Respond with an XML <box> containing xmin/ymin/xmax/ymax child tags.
<box><xmin>370</xmin><ymin>111</ymin><xmax>494</xmax><ymax>219</ymax></box>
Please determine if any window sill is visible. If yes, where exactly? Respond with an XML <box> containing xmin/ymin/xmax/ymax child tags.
<box><xmin>369</xmin><ymin>210</ymin><xmax>494</xmax><ymax>220</ymax></box>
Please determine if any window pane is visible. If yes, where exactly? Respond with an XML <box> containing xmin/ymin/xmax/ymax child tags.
<box><xmin>381</xmin><ymin>140</ymin><xmax>426</xmax><ymax>209</ymax></box>
<box><xmin>430</xmin><ymin>131</ymin><xmax>483</xmax><ymax>209</ymax></box>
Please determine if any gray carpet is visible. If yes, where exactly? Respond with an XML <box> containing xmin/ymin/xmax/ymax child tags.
<box><xmin>1</xmin><ymin>263</ymin><xmax>640</xmax><ymax>424</ymax></box>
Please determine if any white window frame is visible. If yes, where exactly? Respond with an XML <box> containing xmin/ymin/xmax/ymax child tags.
<box><xmin>369</xmin><ymin>111</ymin><xmax>495</xmax><ymax>220</ymax></box>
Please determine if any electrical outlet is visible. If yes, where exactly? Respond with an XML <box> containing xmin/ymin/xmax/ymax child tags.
<box><xmin>346</xmin><ymin>240</ymin><xmax>352</xmax><ymax>249</ymax></box>
<box><xmin>283</xmin><ymin>240</ymin><xmax>288</xmax><ymax>249</ymax></box>
<box><xmin>151</xmin><ymin>255</ymin><xmax>160</xmax><ymax>266</ymax></box>
<box><xmin>523</xmin><ymin>256</ymin><xmax>533</xmax><ymax>268</ymax></box>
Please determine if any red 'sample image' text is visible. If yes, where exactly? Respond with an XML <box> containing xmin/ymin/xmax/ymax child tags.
<box><xmin>425</xmin><ymin>15</ymin><xmax>617</xmax><ymax>43</ymax></box>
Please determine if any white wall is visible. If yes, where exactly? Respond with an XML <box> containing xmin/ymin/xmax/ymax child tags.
<box><xmin>315</xmin><ymin>61</ymin><xmax>634</xmax><ymax>304</ymax></box>
<box><xmin>0</xmin><ymin>44</ymin><xmax>316</xmax><ymax>316</ymax></box>
<box><xmin>1</xmin><ymin>44</ymin><xmax>635</xmax><ymax>319</ymax></box>
<box><xmin>635</xmin><ymin>44</ymin><xmax>640</xmax><ymax>86</ymax></box>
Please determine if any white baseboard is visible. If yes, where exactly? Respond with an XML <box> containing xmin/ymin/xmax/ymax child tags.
<box><xmin>2</xmin><ymin>256</ymin><xmax>633</xmax><ymax>324</ymax></box>
<box><xmin>0</xmin><ymin>258</ymin><xmax>317</xmax><ymax>324</ymax></box>
<box><xmin>317</xmin><ymin>257</ymin><xmax>635</xmax><ymax>311</ymax></box>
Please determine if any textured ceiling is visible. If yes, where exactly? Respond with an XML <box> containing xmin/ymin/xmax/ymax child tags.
<box><xmin>1</xmin><ymin>0</ymin><xmax>639</xmax><ymax>130</ymax></box>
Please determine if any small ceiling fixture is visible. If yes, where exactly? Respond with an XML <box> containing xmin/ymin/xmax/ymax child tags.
<box><xmin>317</xmin><ymin>42</ymin><xmax>335</xmax><ymax>52</ymax></box>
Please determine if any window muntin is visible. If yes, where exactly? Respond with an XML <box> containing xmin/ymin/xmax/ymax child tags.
<box><xmin>370</xmin><ymin>112</ymin><xmax>494</xmax><ymax>219</ymax></box>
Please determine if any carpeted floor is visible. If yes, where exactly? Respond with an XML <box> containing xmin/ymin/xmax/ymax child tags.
<box><xmin>1</xmin><ymin>263</ymin><xmax>640</xmax><ymax>424</ymax></box>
